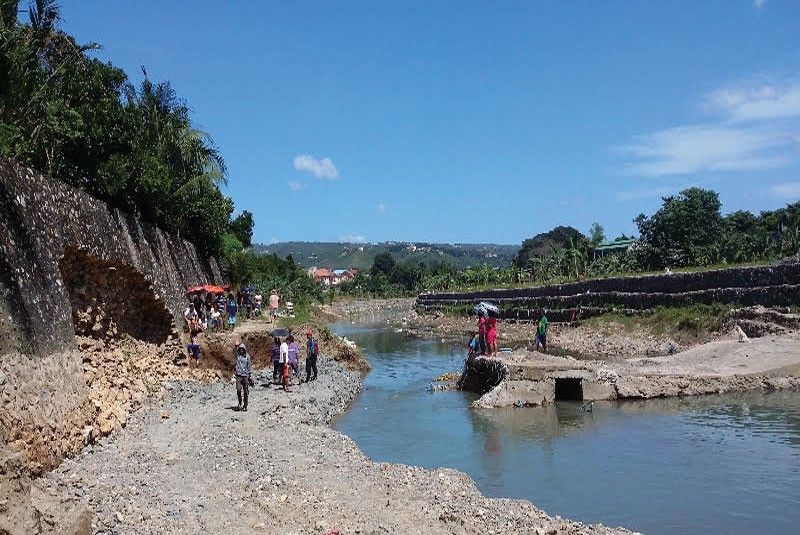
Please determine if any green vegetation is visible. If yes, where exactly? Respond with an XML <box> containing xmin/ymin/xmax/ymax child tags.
<box><xmin>586</xmin><ymin>304</ymin><xmax>729</xmax><ymax>340</ymax></box>
<box><xmin>1</xmin><ymin>1</ymin><xmax>232</xmax><ymax>256</ymax></box>
<box><xmin>254</xmin><ymin>241</ymin><xmax>519</xmax><ymax>270</ymax></box>
<box><xmin>0</xmin><ymin>1</ymin><xmax>329</xmax><ymax>307</ymax></box>
<box><xmin>515</xmin><ymin>188</ymin><xmax>799</xmax><ymax>284</ymax></box>
<box><xmin>343</xmin><ymin>187</ymin><xmax>799</xmax><ymax>298</ymax></box>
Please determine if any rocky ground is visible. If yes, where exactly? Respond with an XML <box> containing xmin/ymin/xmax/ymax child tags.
<box><xmin>29</xmin><ymin>358</ymin><xmax>629</xmax><ymax>535</ymax></box>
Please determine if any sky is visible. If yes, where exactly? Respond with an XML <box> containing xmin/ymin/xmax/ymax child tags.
<box><xmin>57</xmin><ymin>0</ymin><xmax>800</xmax><ymax>245</ymax></box>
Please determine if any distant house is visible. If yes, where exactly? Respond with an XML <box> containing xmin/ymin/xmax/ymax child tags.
<box><xmin>312</xmin><ymin>268</ymin><xmax>333</xmax><ymax>285</ymax></box>
<box><xmin>331</xmin><ymin>268</ymin><xmax>356</xmax><ymax>285</ymax></box>
<box><xmin>593</xmin><ymin>238</ymin><xmax>638</xmax><ymax>259</ymax></box>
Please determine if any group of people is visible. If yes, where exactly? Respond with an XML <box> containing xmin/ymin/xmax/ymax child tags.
<box><xmin>235</xmin><ymin>288</ymin><xmax>281</xmax><ymax>322</ymax></box>
<box><xmin>468</xmin><ymin>311</ymin><xmax>549</xmax><ymax>357</ymax></box>
<box><xmin>470</xmin><ymin>310</ymin><xmax>499</xmax><ymax>356</ymax></box>
<box><xmin>182</xmin><ymin>288</ymin><xmax>282</xmax><ymax>362</ymax></box>
<box><xmin>268</xmin><ymin>331</ymin><xmax>319</xmax><ymax>388</ymax></box>
<box><xmin>232</xmin><ymin>330</ymin><xmax>320</xmax><ymax>411</ymax></box>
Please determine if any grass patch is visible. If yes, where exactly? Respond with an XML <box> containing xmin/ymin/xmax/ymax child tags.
<box><xmin>275</xmin><ymin>301</ymin><xmax>316</xmax><ymax>327</ymax></box>
<box><xmin>586</xmin><ymin>304</ymin><xmax>729</xmax><ymax>339</ymax></box>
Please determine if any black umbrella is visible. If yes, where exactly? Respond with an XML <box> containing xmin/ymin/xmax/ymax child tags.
<box><xmin>270</xmin><ymin>328</ymin><xmax>290</xmax><ymax>338</ymax></box>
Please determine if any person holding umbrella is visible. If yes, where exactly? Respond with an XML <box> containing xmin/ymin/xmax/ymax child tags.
<box><xmin>477</xmin><ymin>310</ymin><xmax>487</xmax><ymax>355</ymax></box>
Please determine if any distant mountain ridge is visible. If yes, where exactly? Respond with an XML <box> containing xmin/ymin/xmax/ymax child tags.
<box><xmin>253</xmin><ymin>241</ymin><xmax>519</xmax><ymax>269</ymax></box>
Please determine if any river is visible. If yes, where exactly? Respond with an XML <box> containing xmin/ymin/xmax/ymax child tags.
<box><xmin>331</xmin><ymin>323</ymin><xmax>800</xmax><ymax>534</ymax></box>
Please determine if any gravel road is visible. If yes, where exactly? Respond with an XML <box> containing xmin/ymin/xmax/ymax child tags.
<box><xmin>34</xmin><ymin>356</ymin><xmax>629</xmax><ymax>534</ymax></box>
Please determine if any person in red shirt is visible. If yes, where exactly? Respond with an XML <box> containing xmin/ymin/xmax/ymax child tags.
<box><xmin>486</xmin><ymin>315</ymin><xmax>498</xmax><ymax>356</ymax></box>
<box><xmin>477</xmin><ymin>312</ymin><xmax>487</xmax><ymax>355</ymax></box>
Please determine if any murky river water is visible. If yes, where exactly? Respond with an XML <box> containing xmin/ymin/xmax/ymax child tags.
<box><xmin>332</xmin><ymin>323</ymin><xmax>800</xmax><ymax>534</ymax></box>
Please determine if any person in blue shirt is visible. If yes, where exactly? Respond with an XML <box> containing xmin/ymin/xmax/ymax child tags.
<box><xmin>225</xmin><ymin>293</ymin><xmax>238</xmax><ymax>331</ymax></box>
<box><xmin>305</xmin><ymin>330</ymin><xmax>319</xmax><ymax>382</ymax></box>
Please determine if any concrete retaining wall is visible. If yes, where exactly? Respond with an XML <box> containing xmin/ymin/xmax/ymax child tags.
<box><xmin>0</xmin><ymin>159</ymin><xmax>221</xmax><ymax>475</ymax></box>
<box><xmin>416</xmin><ymin>264</ymin><xmax>800</xmax><ymax>321</ymax></box>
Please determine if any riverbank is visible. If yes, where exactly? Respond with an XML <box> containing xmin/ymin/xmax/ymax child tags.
<box><xmin>324</xmin><ymin>298</ymin><xmax>699</xmax><ymax>359</ymax></box>
<box><xmin>8</xmin><ymin>314</ymin><xmax>630</xmax><ymax>534</ymax></box>
<box><xmin>25</xmin><ymin>357</ymin><xmax>629</xmax><ymax>534</ymax></box>
<box><xmin>325</xmin><ymin>298</ymin><xmax>800</xmax><ymax>406</ymax></box>
<box><xmin>468</xmin><ymin>335</ymin><xmax>800</xmax><ymax>408</ymax></box>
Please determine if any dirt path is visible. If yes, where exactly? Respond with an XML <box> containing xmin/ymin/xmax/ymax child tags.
<box><xmin>33</xmin><ymin>359</ymin><xmax>628</xmax><ymax>535</ymax></box>
<box><xmin>621</xmin><ymin>334</ymin><xmax>800</xmax><ymax>376</ymax></box>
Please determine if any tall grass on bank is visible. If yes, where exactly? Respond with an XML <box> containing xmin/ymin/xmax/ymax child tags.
<box><xmin>585</xmin><ymin>304</ymin><xmax>729</xmax><ymax>339</ymax></box>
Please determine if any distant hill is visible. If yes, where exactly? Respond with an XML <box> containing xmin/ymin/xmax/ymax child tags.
<box><xmin>253</xmin><ymin>241</ymin><xmax>519</xmax><ymax>270</ymax></box>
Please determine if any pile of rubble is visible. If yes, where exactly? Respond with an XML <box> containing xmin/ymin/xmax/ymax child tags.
<box><xmin>76</xmin><ymin>334</ymin><xmax>219</xmax><ymax>439</ymax></box>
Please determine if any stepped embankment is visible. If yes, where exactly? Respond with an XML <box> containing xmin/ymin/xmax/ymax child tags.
<box><xmin>416</xmin><ymin>264</ymin><xmax>800</xmax><ymax>322</ymax></box>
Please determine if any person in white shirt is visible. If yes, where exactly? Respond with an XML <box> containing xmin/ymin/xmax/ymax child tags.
<box><xmin>183</xmin><ymin>303</ymin><xmax>197</xmax><ymax>329</ymax></box>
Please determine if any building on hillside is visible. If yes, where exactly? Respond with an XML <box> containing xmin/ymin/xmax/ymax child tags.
<box><xmin>331</xmin><ymin>268</ymin><xmax>356</xmax><ymax>285</ymax></box>
<box><xmin>312</xmin><ymin>268</ymin><xmax>333</xmax><ymax>285</ymax></box>
<box><xmin>593</xmin><ymin>238</ymin><xmax>638</xmax><ymax>260</ymax></box>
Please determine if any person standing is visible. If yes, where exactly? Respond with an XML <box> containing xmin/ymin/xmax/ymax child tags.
<box><xmin>477</xmin><ymin>311</ymin><xmax>487</xmax><ymax>355</ymax></box>
<box><xmin>271</xmin><ymin>337</ymin><xmax>282</xmax><ymax>384</ymax></box>
<box><xmin>226</xmin><ymin>293</ymin><xmax>238</xmax><ymax>331</ymax></box>
<box><xmin>234</xmin><ymin>342</ymin><xmax>252</xmax><ymax>411</ymax></box>
<box><xmin>305</xmin><ymin>330</ymin><xmax>319</xmax><ymax>382</ymax></box>
<box><xmin>183</xmin><ymin>302</ymin><xmax>198</xmax><ymax>330</ymax></box>
<box><xmin>486</xmin><ymin>314</ymin><xmax>498</xmax><ymax>356</ymax></box>
<box><xmin>279</xmin><ymin>336</ymin><xmax>290</xmax><ymax>391</ymax></box>
<box><xmin>287</xmin><ymin>335</ymin><xmax>301</xmax><ymax>382</ymax></box>
<box><xmin>537</xmin><ymin>312</ymin><xmax>549</xmax><ymax>352</ymax></box>
<box><xmin>269</xmin><ymin>289</ymin><xmax>280</xmax><ymax>323</ymax></box>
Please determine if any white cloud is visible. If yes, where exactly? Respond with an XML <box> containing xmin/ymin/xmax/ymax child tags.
<box><xmin>376</xmin><ymin>201</ymin><xmax>385</xmax><ymax>215</ymax></box>
<box><xmin>771</xmin><ymin>182</ymin><xmax>800</xmax><ymax>200</ymax></box>
<box><xmin>704</xmin><ymin>80</ymin><xmax>800</xmax><ymax>122</ymax></box>
<box><xmin>288</xmin><ymin>181</ymin><xmax>308</xmax><ymax>191</ymax></box>
<box><xmin>753</xmin><ymin>0</ymin><xmax>767</xmax><ymax>9</ymax></box>
<box><xmin>339</xmin><ymin>235</ymin><xmax>366</xmax><ymax>243</ymax></box>
<box><xmin>620</xmin><ymin>125</ymin><xmax>791</xmax><ymax>177</ymax></box>
<box><xmin>293</xmin><ymin>154</ymin><xmax>339</xmax><ymax>179</ymax></box>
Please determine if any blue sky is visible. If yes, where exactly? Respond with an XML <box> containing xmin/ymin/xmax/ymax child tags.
<box><xmin>59</xmin><ymin>0</ymin><xmax>800</xmax><ymax>245</ymax></box>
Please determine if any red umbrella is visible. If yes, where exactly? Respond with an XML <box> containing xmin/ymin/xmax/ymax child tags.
<box><xmin>185</xmin><ymin>285</ymin><xmax>206</xmax><ymax>295</ymax></box>
<box><xmin>203</xmin><ymin>284</ymin><xmax>226</xmax><ymax>294</ymax></box>
<box><xmin>186</xmin><ymin>284</ymin><xmax>226</xmax><ymax>295</ymax></box>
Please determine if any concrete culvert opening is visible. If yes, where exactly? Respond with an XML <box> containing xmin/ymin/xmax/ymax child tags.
<box><xmin>554</xmin><ymin>378</ymin><xmax>584</xmax><ymax>401</ymax></box>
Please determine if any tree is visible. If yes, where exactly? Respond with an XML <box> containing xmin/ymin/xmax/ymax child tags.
<box><xmin>229</xmin><ymin>210</ymin><xmax>254</xmax><ymax>248</ymax></box>
<box><xmin>634</xmin><ymin>187</ymin><xmax>723</xmax><ymax>269</ymax></box>
<box><xmin>589</xmin><ymin>222</ymin><xmax>605</xmax><ymax>246</ymax></box>
<box><xmin>0</xmin><ymin>4</ymin><xmax>237</xmax><ymax>257</ymax></box>
<box><xmin>515</xmin><ymin>226</ymin><xmax>586</xmax><ymax>268</ymax></box>
<box><xmin>370</xmin><ymin>252</ymin><xmax>395</xmax><ymax>278</ymax></box>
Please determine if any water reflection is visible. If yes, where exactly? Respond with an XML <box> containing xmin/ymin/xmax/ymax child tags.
<box><xmin>333</xmin><ymin>323</ymin><xmax>800</xmax><ymax>534</ymax></box>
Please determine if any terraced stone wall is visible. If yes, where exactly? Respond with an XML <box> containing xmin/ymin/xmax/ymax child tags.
<box><xmin>416</xmin><ymin>263</ymin><xmax>800</xmax><ymax>322</ymax></box>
